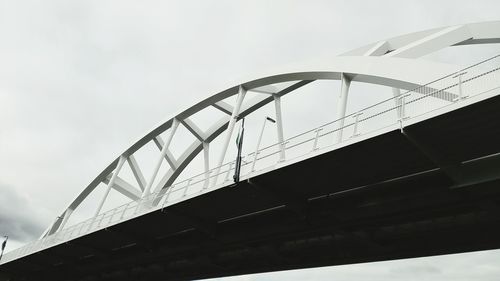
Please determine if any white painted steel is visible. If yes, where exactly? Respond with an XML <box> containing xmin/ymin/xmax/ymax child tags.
<box><xmin>251</xmin><ymin>117</ymin><xmax>275</xmax><ymax>172</ymax></box>
<box><xmin>392</xmin><ymin>88</ymin><xmax>402</xmax><ymax>119</ymax></box>
<box><xmin>41</xmin><ymin>57</ymin><xmax>466</xmax><ymax>238</ymax></box>
<box><xmin>7</xmin><ymin>58</ymin><xmax>498</xmax><ymax>265</ymax></box>
<box><xmin>45</xmin><ymin>21</ymin><xmax>500</xmax><ymax>237</ymax></box>
<box><xmin>274</xmin><ymin>95</ymin><xmax>286</xmax><ymax>161</ymax></box>
<box><xmin>336</xmin><ymin>73</ymin><xmax>351</xmax><ymax>143</ymax></box>
<box><xmin>94</xmin><ymin>156</ymin><xmax>127</xmax><ymax>217</ymax></box>
<box><xmin>212</xmin><ymin>85</ymin><xmax>247</xmax><ymax>186</ymax></box>
<box><xmin>127</xmin><ymin>155</ymin><xmax>146</xmax><ymax>191</ymax></box>
<box><xmin>143</xmin><ymin>119</ymin><xmax>180</xmax><ymax>197</ymax></box>
<box><xmin>5</xmin><ymin>21</ymin><xmax>497</xmax><ymax>265</ymax></box>
<box><xmin>203</xmin><ymin>142</ymin><xmax>210</xmax><ymax>189</ymax></box>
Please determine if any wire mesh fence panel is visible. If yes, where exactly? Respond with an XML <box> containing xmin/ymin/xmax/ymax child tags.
<box><xmin>404</xmin><ymin>56</ymin><xmax>500</xmax><ymax>119</ymax></box>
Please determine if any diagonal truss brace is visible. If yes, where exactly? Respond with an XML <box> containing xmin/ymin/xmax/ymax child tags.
<box><xmin>143</xmin><ymin>119</ymin><xmax>180</xmax><ymax>197</ymax></box>
<box><xmin>103</xmin><ymin>173</ymin><xmax>142</xmax><ymax>201</ymax></box>
<box><xmin>182</xmin><ymin>118</ymin><xmax>208</xmax><ymax>142</ymax></box>
<box><xmin>213</xmin><ymin>101</ymin><xmax>234</xmax><ymax>115</ymax></box>
<box><xmin>127</xmin><ymin>155</ymin><xmax>146</xmax><ymax>191</ymax></box>
<box><xmin>153</xmin><ymin>136</ymin><xmax>179</xmax><ymax>170</ymax></box>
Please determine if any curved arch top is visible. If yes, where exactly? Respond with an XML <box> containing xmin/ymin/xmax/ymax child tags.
<box><xmin>122</xmin><ymin>55</ymin><xmax>463</xmax><ymax>160</ymax></box>
<box><xmin>341</xmin><ymin>21</ymin><xmax>500</xmax><ymax>57</ymax></box>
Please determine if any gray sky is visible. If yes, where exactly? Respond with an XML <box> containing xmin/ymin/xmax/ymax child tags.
<box><xmin>1</xmin><ymin>0</ymin><xmax>500</xmax><ymax>280</ymax></box>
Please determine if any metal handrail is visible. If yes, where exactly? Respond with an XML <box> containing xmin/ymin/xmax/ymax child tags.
<box><xmin>2</xmin><ymin>54</ymin><xmax>500</xmax><ymax>265</ymax></box>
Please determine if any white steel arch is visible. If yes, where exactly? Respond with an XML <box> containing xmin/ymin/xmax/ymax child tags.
<box><xmin>43</xmin><ymin>21</ymin><xmax>500</xmax><ymax>237</ymax></box>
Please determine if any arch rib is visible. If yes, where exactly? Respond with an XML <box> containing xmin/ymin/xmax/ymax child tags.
<box><xmin>182</xmin><ymin>118</ymin><xmax>208</xmax><ymax>142</ymax></box>
<box><xmin>342</xmin><ymin>21</ymin><xmax>500</xmax><ymax>57</ymax></box>
<box><xmin>44</xmin><ymin>28</ymin><xmax>500</xmax><ymax>234</ymax></box>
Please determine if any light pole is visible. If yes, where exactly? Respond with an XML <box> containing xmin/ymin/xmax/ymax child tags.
<box><xmin>251</xmin><ymin>116</ymin><xmax>276</xmax><ymax>172</ymax></box>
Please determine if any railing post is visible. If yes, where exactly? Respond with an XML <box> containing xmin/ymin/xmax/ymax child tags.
<box><xmin>224</xmin><ymin>161</ymin><xmax>235</xmax><ymax>183</ymax></box>
<box><xmin>399</xmin><ymin>93</ymin><xmax>411</xmax><ymax>120</ymax></box>
<box><xmin>182</xmin><ymin>179</ymin><xmax>192</xmax><ymax>197</ymax></box>
<box><xmin>392</xmin><ymin>88</ymin><xmax>402</xmax><ymax>120</ymax></box>
<box><xmin>109</xmin><ymin>207</ymin><xmax>118</xmax><ymax>224</ymax></box>
<box><xmin>453</xmin><ymin>72</ymin><xmax>468</xmax><ymax>101</ymax></box>
<box><xmin>97</xmin><ymin>213</ymin><xmax>104</xmax><ymax>228</ymax></box>
<box><xmin>164</xmin><ymin>185</ymin><xmax>175</xmax><ymax>205</ymax></box>
<box><xmin>120</xmin><ymin>203</ymin><xmax>130</xmax><ymax>220</ymax></box>
<box><xmin>351</xmin><ymin>112</ymin><xmax>363</xmax><ymax>137</ymax></box>
<box><xmin>312</xmin><ymin>128</ymin><xmax>323</xmax><ymax>151</ymax></box>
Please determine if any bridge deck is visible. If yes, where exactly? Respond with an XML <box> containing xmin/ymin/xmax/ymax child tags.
<box><xmin>2</xmin><ymin>94</ymin><xmax>500</xmax><ymax>281</ymax></box>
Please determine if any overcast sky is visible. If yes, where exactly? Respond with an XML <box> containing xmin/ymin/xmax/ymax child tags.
<box><xmin>1</xmin><ymin>0</ymin><xmax>500</xmax><ymax>280</ymax></box>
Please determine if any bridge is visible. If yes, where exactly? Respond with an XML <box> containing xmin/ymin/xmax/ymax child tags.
<box><xmin>1</xmin><ymin>21</ymin><xmax>500</xmax><ymax>281</ymax></box>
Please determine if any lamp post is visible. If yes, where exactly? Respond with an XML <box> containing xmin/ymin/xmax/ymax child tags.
<box><xmin>251</xmin><ymin>116</ymin><xmax>276</xmax><ymax>172</ymax></box>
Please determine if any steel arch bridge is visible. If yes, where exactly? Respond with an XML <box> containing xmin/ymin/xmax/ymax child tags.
<box><xmin>2</xmin><ymin>21</ymin><xmax>500</xmax><ymax>281</ymax></box>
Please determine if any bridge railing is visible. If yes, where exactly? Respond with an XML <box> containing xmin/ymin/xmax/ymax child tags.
<box><xmin>2</xmin><ymin>55</ymin><xmax>500</xmax><ymax>265</ymax></box>
<box><xmin>242</xmin><ymin>54</ymin><xmax>500</xmax><ymax>173</ymax></box>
